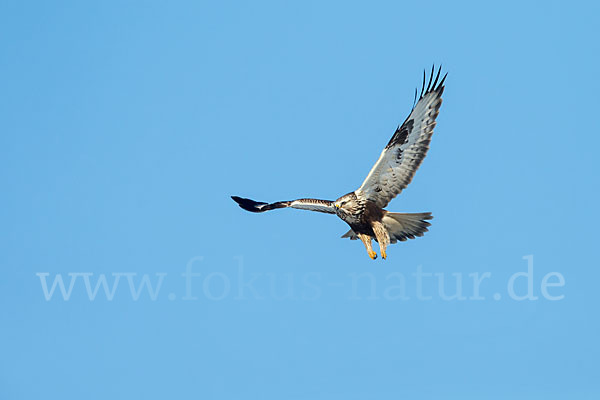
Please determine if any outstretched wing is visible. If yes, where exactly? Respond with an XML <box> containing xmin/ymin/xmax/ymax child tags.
<box><xmin>356</xmin><ymin>66</ymin><xmax>446</xmax><ymax>208</ymax></box>
<box><xmin>231</xmin><ymin>196</ymin><xmax>335</xmax><ymax>214</ymax></box>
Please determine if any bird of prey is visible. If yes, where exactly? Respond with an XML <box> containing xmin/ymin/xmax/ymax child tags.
<box><xmin>232</xmin><ymin>66</ymin><xmax>446</xmax><ymax>260</ymax></box>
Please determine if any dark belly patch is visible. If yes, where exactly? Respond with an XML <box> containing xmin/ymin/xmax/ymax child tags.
<box><xmin>349</xmin><ymin>200</ymin><xmax>384</xmax><ymax>237</ymax></box>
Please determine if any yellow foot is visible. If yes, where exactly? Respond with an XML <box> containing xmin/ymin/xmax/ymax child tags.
<box><xmin>381</xmin><ymin>250</ymin><xmax>387</xmax><ymax>260</ymax></box>
<box><xmin>368</xmin><ymin>251</ymin><xmax>377</xmax><ymax>260</ymax></box>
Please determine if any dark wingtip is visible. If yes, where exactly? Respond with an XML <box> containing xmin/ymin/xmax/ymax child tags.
<box><xmin>412</xmin><ymin>87</ymin><xmax>418</xmax><ymax>109</ymax></box>
<box><xmin>231</xmin><ymin>196</ymin><xmax>268</xmax><ymax>212</ymax></box>
<box><xmin>438</xmin><ymin>72</ymin><xmax>448</xmax><ymax>90</ymax></box>
<box><xmin>426</xmin><ymin>64</ymin><xmax>435</xmax><ymax>93</ymax></box>
<box><xmin>419</xmin><ymin>65</ymin><xmax>447</xmax><ymax>97</ymax></box>
<box><xmin>431</xmin><ymin>65</ymin><xmax>442</xmax><ymax>91</ymax></box>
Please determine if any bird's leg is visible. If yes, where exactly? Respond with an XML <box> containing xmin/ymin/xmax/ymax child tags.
<box><xmin>358</xmin><ymin>233</ymin><xmax>377</xmax><ymax>260</ymax></box>
<box><xmin>372</xmin><ymin>221</ymin><xmax>390</xmax><ymax>260</ymax></box>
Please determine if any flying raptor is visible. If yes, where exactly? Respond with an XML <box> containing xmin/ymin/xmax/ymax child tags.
<box><xmin>232</xmin><ymin>66</ymin><xmax>446</xmax><ymax>260</ymax></box>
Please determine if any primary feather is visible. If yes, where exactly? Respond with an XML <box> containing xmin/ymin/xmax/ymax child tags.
<box><xmin>356</xmin><ymin>65</ymin><xmax>446</xmax><ymax>208</ymax></box>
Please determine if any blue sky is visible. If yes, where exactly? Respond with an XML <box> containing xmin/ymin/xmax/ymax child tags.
<box><xmin>1</xmin><ymin>1</ymin><xmax>599</xmax><ymax>399</ymax></box>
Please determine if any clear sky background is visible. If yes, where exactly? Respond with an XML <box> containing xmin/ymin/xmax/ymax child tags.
<box><xmin>1</xmin><ymin>1</ymin><xmax>599</xmax><ymax>399</ymax></box>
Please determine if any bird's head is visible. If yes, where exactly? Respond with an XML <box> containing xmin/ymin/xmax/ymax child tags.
<box><xmin>334</xmin><ymin>192</ymin><xmax>359</xmax><ymax>215</ymax></box>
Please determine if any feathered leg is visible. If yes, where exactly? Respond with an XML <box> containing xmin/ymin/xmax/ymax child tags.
<box><xmin>358</xmin><ymin>233</ymin><xmax>377</xmax><ymax>260</ymax></box>
<box><xmin>372</xmin><ymin>221</ymin><xmax>390</xmax><ymax>260</ymax></box>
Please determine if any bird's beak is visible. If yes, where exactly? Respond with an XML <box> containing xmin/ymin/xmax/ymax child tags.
<box><xmin>334</xmin><ymin>203</ymin><xmax>340</xmax><ymax>209</ymax></box>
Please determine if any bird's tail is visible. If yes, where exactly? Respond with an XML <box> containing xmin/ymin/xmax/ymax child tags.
<box><xmin>340</xmin><ymin>212</ymin><xmax>433</xmax><ymax>244</ymax></box>
<box><xmin>382</xmin><ymin>212</ymin><xmax>433</xmax><ymax>244</ymax></box>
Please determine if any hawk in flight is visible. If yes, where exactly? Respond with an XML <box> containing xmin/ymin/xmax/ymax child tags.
<box><xmin>232</xmin><ymin>66</ymin><xmax>446</xmax><ymax>260</ymax></box>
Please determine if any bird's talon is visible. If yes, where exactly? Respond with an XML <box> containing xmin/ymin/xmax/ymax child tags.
<box><xmin>381</xmin><ymin>251</ymin><xmax>387</xmax><ymax>260</ymax></box>
<box><xmin>368</xmin><ymin>251</ymin><xmax>377</xmax><ymax>260</ymax></box>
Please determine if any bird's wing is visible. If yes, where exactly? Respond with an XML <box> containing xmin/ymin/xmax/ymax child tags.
<box><xmin>232</xmin><ymin>196</ymin><xmax>335</xmax><ymax>214</ymax></box>
<box><xmin>356</xmin><ymin>66</ymin><xmax>446</xmax><ymax>208</ymax></box>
